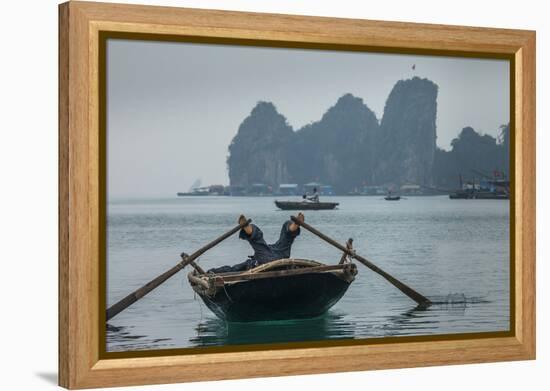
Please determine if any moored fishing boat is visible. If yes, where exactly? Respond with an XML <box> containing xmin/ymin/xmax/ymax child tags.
<box><xmin>274</xmin><ymin>200</ymin><xmax>339</xmax><ymax>210</ymax></box>
<box><xmin>188</xmin><ymin>258</ymin><xmax>357</xmax><ymax>322</ymax></box>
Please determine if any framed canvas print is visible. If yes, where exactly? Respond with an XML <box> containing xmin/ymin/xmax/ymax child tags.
<box><xmin>58</xmin><ymin>1</ymin><xmax>536</xmax><ymax>389</ymax></box>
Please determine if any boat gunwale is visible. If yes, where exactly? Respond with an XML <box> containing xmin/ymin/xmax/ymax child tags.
<box><xmin>187</xmin><ymin>259</ymin><xmax>357</xmax><ymax>288</ymax></box>
<box><xmin>212</xmin><ymin>264</ymin><xmax>356</xmax><ymax>285</ymax></box>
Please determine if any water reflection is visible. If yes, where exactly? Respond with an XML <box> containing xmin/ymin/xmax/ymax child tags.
<box><xmin>107</xmin><ymin>295</ymin><xmax>494</xmax><ymax>351</ymax></box>
<box><xmin>378</xmin><ymin>306</ymin><xmax>439</xmax><ymax>336</ymax></box>
<box><xmin>106</xmin><ymin>324</ymin><xmax>173</xmax><ymax>352</ymax></box>
<box><xmin>189</xmin><ymin>301</ymin><xmax>477</xmax><ymax>347</ymax></box>
<box><xmin>381</xmin><ymin>295</ymin><xmax>495</xmax><ymax>334</ymax></box>
<box><xmin>190</xmin><ymin>312</ymin><xmax>356</xmax><ymax>347</ymax></box>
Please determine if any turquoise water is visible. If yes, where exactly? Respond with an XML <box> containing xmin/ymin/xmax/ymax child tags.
<box><xmin>106</xmin><ymin>196</ymin><xmax>510</xmax><ymax>352</ymax></box>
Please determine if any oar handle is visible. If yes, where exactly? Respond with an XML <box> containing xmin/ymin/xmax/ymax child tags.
<box><xmin>106</xmin><ymin>219</ymin><xmax>251</xmax><ymax>321</ymax></box>
<box><xmin>290</xmin><ymin>216</ymin><xmax>431</xmax><ymax>307</ymax></box>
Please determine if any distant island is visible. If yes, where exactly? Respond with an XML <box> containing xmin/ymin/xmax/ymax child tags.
<box><xmin>226</xmin><ymin>76</ymin><xmax>509</xmax><ymax>195</ymax></box>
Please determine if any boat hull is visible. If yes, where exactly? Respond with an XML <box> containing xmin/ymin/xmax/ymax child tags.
<box><xmin>189</xmin><ymin>260</ymin><xmax>356</xmax><ymax>322</ymax></box>
<box><xmin>274</xmin><ymin>201</ymin><xmax>339</xmax><ymax>210</ymax></box>
<box><xmin>384</xmin><ymin>196</ymin><xmax>401</xmax><ymax>201</ymax></box>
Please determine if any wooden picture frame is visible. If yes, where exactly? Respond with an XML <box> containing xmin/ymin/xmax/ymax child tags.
<box><xmin>59</xmin><ymin>1</ymin><xmax>536</xmax><ymax>389</ymax></box>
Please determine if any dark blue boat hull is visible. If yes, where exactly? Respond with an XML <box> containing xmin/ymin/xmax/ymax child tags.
<box><xmin>197</xmin><ymin>272</ymin><xmax>353</xmax><ymax>322</ymax></box>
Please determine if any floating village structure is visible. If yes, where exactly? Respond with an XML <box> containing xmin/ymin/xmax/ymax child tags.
<box><xmin>177</xmin><ymin>182</ymin><xmax>338</xmax><ymax>197</ymax></box>
<box><xmin>176</xmin><ymin>173</ymin><xmax>509</xmax><ymax>199</ymax></box>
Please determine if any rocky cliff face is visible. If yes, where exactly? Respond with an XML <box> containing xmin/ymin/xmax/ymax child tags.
<box><xmin>376</xmin><ymin>77</ymin><xmax>438</xmax><ymax>186</ymax></box>
<box><xmin>225</xmin><ymin>77</ymin><xmax>506</xmax><ymax>193</ymax></box>
<box><xmin>227</xmin><ymin>102</ymin><xmax>294</xmax><ymax>187</ymax></box>
<box><xmin>288</xmin><ymin>94</ymin><xmax>380</xmax><ymax>193</ymax></box>
<box><xmin>227</xmin><ymin>79</ymin><xmax>438</xmax><ymax>192</ymax></box>
<box><xmin>227</xmin><ymin>94</ymin><xmax>379</xmax><ymax>192</ymax></box>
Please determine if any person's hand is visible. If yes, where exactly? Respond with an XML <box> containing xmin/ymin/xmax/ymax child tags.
<box><xmin>238</xmin><ymin>215</ymin><xmax>253</xmax><ymax>236</ymax></box>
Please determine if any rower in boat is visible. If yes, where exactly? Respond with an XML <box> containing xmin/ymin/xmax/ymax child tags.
<box><xmin>106</xmin><ymin>212</ymin><xmax>431</xmax><ymax>322</ymax></box>
<box><xmin>303</xmin><ymin>187</ymin><xmax>320</xmax><ymax>203</ymax></box>
<box><xmin>207</xmin><ymin>213</ymin><xmax>304</xmax><ymax>274</ymax></box>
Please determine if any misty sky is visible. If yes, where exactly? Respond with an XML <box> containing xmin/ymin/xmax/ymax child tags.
<box><xmin>107</xmin><ymin>39</ymin><xmax>509</xmax><ymax>198</ymax></box>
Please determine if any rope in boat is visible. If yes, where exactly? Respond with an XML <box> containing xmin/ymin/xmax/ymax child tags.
<box><xmin>220</xmin><ymin>276</ymin><xmax>234</xmax><ymax>303</ymax></box>
<box><xmin>187</xmin><ymin>274</ymin><xmax>205</xmax><ymax>323</ymax></box>
<box><xmin>198</xmin><ymin>294</ymin><xmax>204</xmax><ymax>324</ymax></box>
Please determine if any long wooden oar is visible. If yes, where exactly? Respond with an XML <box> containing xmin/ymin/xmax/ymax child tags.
<box><xmin>290</xmin><ymin>216</ymin><xmax>431</xmax><ymax>307</ymax></box>
<box><xmin>106</xmin><ymin>219</ymin><xmax>251</xmax><ymax>321</ymax></box>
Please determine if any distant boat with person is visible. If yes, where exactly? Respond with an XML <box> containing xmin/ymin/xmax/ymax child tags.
<box><xmin>275</xmin><ymin>200</ymin><xmax>339</xmax><ymax>210</ymax></box>
<box><xmin>275</xmin><ymin>186</ymin><xmax>339</xmax><ymax>210</ymax></box>
<box><xmin>384</xmin><ymin>195</ymin><xmax>401</xmax><ymax>201</ymax></box>
<box><xmin>384</xmin><ymin>190</ymin><xmax>401</xmax><ymax>201</ymax></box>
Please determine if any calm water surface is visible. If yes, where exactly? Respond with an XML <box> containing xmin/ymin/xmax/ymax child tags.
<box><xmin>106</xmin><ymin>196</ymin><xmax>510</xmax><ymax>351</ymax></box>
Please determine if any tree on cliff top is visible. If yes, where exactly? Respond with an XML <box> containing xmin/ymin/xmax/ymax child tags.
<box><xmin>433</xmin><ymin>125</ymin><xmax>509</xmax><ymax>187</ymax></box>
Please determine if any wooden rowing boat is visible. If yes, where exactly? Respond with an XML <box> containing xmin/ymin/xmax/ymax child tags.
<box><xmin>274</xmin><ymin>200</ymin><xmax>339</xmax><ymax>210</ymax></box>
<box><xmin>188</xmin><ymin>258</ymin><xmax>357</xmax><ymax>322</ymax></box>
<box><xmin>384</xmin><ymin>196</ymin><xmax>401</xmax><ymax>201</ymax></box>
<box><xmin>384</xmin><ymin>195</ymin><xmax>401</xmax><ymax>201</ymax></box>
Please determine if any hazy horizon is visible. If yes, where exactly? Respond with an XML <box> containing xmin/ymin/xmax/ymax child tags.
<box><xmin>107</xmin><ymin>39</ymin><xmax>509</xmax><ymax>198</ymax></box>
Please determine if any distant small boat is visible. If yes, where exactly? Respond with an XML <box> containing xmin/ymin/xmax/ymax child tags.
<box><xmin>449</xmin><ymin>191</ymin><xmax>471</xmax><ymax>199</ymax></box>
<box><xmin>384</xmin><ymin>195</ymin><xmax>401</xmax><ymax>201</ymax></box>
<box><xmin>188</xmin><ymin>259</ymin><xmax>357</xmax><ymax>322</ymax></box>
<box><xmin>274</xmin><ymin>200</ymin><xmax>339</xmax><ymax>210</ymax></box>
<box><xmin>177</xmin><ymin>191</ymin><xmax>210</xmax><ymax>196</ymax></box>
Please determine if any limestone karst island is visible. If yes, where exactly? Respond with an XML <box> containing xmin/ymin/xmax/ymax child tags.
<box><xmin>177</xmin><ymin>77</ymin><xmax>509</xmax><ymax>199</ymax></box>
